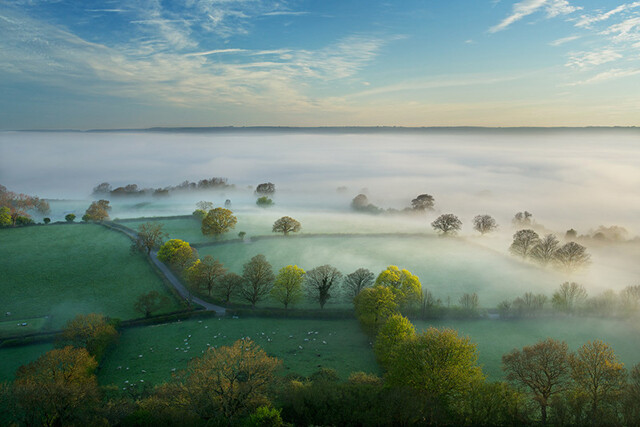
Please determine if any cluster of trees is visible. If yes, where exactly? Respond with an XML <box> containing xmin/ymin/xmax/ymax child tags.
<box><xmin>191</xmin><ymin>205</ymin><xmax>238</xmax><ymax>237</ymax></box>
<box><xmin>92</xmin><ymin>178</ymin><xmax>233</xmax><ymax>198</ymax></box>
<box><xmin>510</xmin><ymin>230</ymin><xmax>591</xmax><ymax>271</ymax></box>
<box><xmin>351</xmin><ymin>193</ymin><xmax>436</xmax><ymax>215</ymax></box>
<box><xmin>498</xmin><ymin>283</ymin><xmax>640</xmax><ymax>319</ymax></box>
<box><xmin>0</xmin><ymin>184</ymin><xmax>50</xmax><ymax>227</ymax></box>
<box><xmin>82</xmin><ymin>200</ymin><xmax>111</xmax><ymax>222</ymax></box>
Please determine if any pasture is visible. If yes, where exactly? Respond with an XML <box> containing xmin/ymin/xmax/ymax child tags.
<box><xmin>0</xmin><ymin>224</ymin><xmax>181</xmax><ymax>329</ymax></box>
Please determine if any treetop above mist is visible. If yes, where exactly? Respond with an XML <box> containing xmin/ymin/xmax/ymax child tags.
<box><xmin>92</xmin><ymin>177</ymin><xmax>234</xmax><ymax>198</ymax></box>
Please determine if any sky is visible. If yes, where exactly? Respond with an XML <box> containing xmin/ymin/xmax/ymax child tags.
<box><xmin>1</xmin><ymin>0</ymin><xmax>639</xmax><ymax>129</ymax></box>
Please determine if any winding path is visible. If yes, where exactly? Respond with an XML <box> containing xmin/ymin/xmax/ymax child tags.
<box><xmin>102</xmin><ymin>221</ymin><xmax>226</xmax><ymax>315</ymax></box>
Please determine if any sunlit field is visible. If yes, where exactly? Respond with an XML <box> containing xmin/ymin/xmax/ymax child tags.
<box><xmin>0</xmin><ymin>224</ymin><xmax>181</xmax><ymax>329</ymax></box>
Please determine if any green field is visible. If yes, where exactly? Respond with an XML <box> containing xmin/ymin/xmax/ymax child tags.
<box><xmin>0</xmin><ymin>224</ymin><xmax>181</xmax><ymax>329</ymax></box>
<box><xmin>97</xmin><ymin>316</ymin><xmax>378</xmax><ymax>387</ymax></box>
<box><xmin>0</xmin><ymin>317</ymin><xmax>50</xmax><ymax>339</ymax></box>
<box><xmin>0</xmin><ymin>342</ymin><xmax>54</xmax><ymax>381</ymax></box>
<box><xmin>197</xmin><ymin>235</ymin><xmax>563</xmax><ymax>307</ymax></box>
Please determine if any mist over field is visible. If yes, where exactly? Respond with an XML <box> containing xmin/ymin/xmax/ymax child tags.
<box><xmin>2</xmin><ymin>128</ymin><xmax>639</xmax><ymax>300</ymax></box>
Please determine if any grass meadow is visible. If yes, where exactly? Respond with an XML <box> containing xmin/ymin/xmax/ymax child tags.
<box><xmin>0</xmin><ymin>224</ymin><xmax>181</xmax><ymax>330</ymax></box>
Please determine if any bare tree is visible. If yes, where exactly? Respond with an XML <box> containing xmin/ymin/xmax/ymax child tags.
<box><xmin>502</xmin><ymin>338</ymin><xmax>570</xmax><ymax>424</ymax></box>
<box><xmin>431</xmin><ymin>214</ymin><xmax>462</xmax><ymax>235</ymax></box>
<box><xmin>530</xmin><ymin>234</ymin><xmax>560</xmax><ymax>266</ymax></box>
<box><xmin>509</xmin><ymin>229</ymin><xmax>540</xmax><ymax>259</ymax></box>
<box><xmin>196</xmin><ymin>201</ymin><xmax>214</xmax><ymax>211</ymax></box>
<box><xmin>240</xmin><ymin>255</ymin><xmax>274</xmax><ymax>308</ymax></box>
<box><xmin>459</xmin><ymin>293</ymin><xmax>479</xmax><ymax>311</ymax></box>
<box><xmin>552</xmin><ymin>282</ymin><xmax>587</xmax><ymax>313</ymax></box>
<box><xmin>215</xmin><ymin>273</ymin><xmax>244</xmax><ymax>304</ymax></box>
<box><xmin>343</xmin><ymin>268</ymin><xmax>375</xmax><ymax>299</ymax></box>
<box><xmin>472</xmin><ymin>214</ymin><xmax>497</xmax><ymax>235</ymax></box>
<box><xmin>305</xmin><ymin>265</ymin><xmax>343</xmax><ymax>309</ymax></box>
<box><xmin>554</xmin><ymin>242</ymin><xmax>590</xmax><ymax>272</ymax></box>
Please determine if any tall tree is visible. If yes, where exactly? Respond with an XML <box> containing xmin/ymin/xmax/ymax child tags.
<box><xmin>201</xmin><ymin>207</ymin><xmax>238</xmax><ymax>237</ymax></box>
<box><xmin>157</xmin><ymin>239</ymin><xmax>198</xmax><ymax>270</ymax></box>
<box><xmin>13</xmin><ymin>347</ymin><xmax>99</xmax><ymax>427</ymax></box>
<box><xmin>82</xmin><ymin>200</ymin><xmax>110</xmax><ymax>222</ymax></box>
<box><xmin>554</xmin><ymin>242</ymin><xmax>591</xmax><ymax>272</ymax></box>
<box><xmin>343</xmin><ymin>268</ymin><xmax>375</xmax><ymax>299</ymax></box>
<box><xmin>353</xmin><ymin>286</ymin><xmax>398</xmax><ymax>336</ymax></box>
<box><xmin>272</xmin><ymin>216</ymin><xmax>301</xmax><ymax>235</ymax></box>
<box><xmin>305</xmin><ymin>265</ymin><xmax>343</xmax><ymax>309</ymax></box>
<box><xmin>270</xmin><ymin>265</ymin><xmax>305</xmax><ymax>309</ymax></box>
<box><xmin>375</xmin><ymin>266</ymin><xmax>422</xmax><ymax>308</ymax></box>
<box><xmin>510</xmin><ymin>229</ymin><xmax>540</xmax><ymax>259</ymax></box>
<box><xmin>569</xmin><ymin>340</ymin><xmax>627</xmax><ymax>421</ymax></box>
<box><xmin>133</xmin><ymin>222</ymin><xmax>169</xmax><ymax>255</ymax></box>
<box><xmin>502</xmin><ymin>338</ymin><xmax>570</xmax><ymax>424</ymax></box>
<box><xmin>216</xmin><ymin>272</ymin><xmax>244</xmax><ymax>304</ymax></box>
<box><xmin>431</xmin><ymin>214</ymin><xmax>462</xmax><ymax>235</ymax></box>
<box><xmin>473</xmin><ymin>214</ymin><xmax>498</xmax><ymax>235</ymax></box>
<box><xmin>530</xmin><ymin>234</ymin><xmax>560</xmax><ymax>266</ymax></box>
<box><xmin>186</xmin><ymin>255</ymin><xmax>227</xmax><ymax>296</ymax></box>
<box><xmin>241</xmin><ymin>255</ymin><xmax>275</xmax><ymax>308</ymax></box>
<box><xmin>551</xmin><ymin>282</ymin><xmax>587</xmax><ymax>313</ymax></box>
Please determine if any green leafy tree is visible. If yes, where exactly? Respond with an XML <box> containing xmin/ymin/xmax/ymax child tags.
<box><xmin>59</xmin><ymin>313</ymin><xmax>119</xmax><ymax>362</ymax></box>
<box><xmin>241</xmin><ymin>255</ymin><xmax>275</xmax><ymax>308</ymax></box>
<box><xmin>13</xmin><ymin>347</ymin><xmax>99</xmax><ymax>427</ymax></box>
<box><xmin>375</xmin><ymin>266</ymin><xmax>422</xmax><ymax>308</ymax></box>
<box><xmin>343</xmin><ymin>268</ymin><xmax>375</xmax><ymax>299</ymax></box>
<box><xmin>385</xmin><ymin>328</ymin><xmax>484</xmax><ymax>414</ymax></box>
<box><xmin>43</xmin><ymin>217</ymin><xmax>51</xmax><ymax>224</ymax></box>
<box><xmin>182</xmin><ymin>338</ymin><xmax>281</xmax><ymax>421</ymax></box>
<box><xmin>201</xmin><ymin>207</ymin><xmax>237</xmax><ymax>237</ymax></box>
<box><xmin>271</xmin><ymin>265</ymin><xmax>305</xmax><ymax>309</ymax></box>
<box><xmin>256</xmin><ymin>196</ymin><xmax>274</xmax><ymax>207</ymax></box>
<box><xmin>0</xmin><ymin>206</ymin><xmax>11</xmax><ymax>227</ymax></box>
<box><xmin>186</xmin><ymin>255</ymin><xmax>227</xmax><ymax>296</ymax></box>
<box><xmin>374</xmin><ymin>314</ymin><xmax>415</xmax><ymax>370</ymax></box>
<box><xmin>272</xmin><ymin>216</ymin><xmax>301</xmax><ymax>235</ymax></box>
<box><xmin>132</xmin><ymin>222</ymin><xmax>168</xmax><ymax>255</ymax></box>
<box><xmin>431</xmin><ymin>213</ymin><xmax>462</xmax><ymax>235</ymax></box>
<box><xmin>64</xmin><ymin>213</ymin><xmax>76</xmax><ymax>223</ymax></box>
<box><xmin>510</xmin><ymin>229</ymin><xmax>540</xmax><ymax>259</ymax></box>
<box><xmin>82</xmin><ymin>199</ymin><xmax>110</xmax><ymax>221</ymax></box>
<box><xmin>305</xmin><ymin>265</ymin><xmax>343</xmax><ymax>309</ymax></box>
<box><xmin>502</xmin><ymin>338</ymin><xmax>570</xmax><ymax>424</ymax></box>
<box><xmin>157</xmin><ymin>239</ymin><xmax>198</xmax><ymax>270</ymax></box>
<box><xmin>134</xmin><ymin>291</ymin><xmax>171</xmax><ymax>318</ymax></box>
<box><xmin>569</xmin><ymin>340</ymin><xmax>627</xmax><ymax>422</ymax></box>
<box><xmin>353</xmin><ymin>286</ymin><xmax>398</xmax><ymax>336</ymax></box>
<box><xmin>192</xmin><ymin>209</ymin><xmax>207</xmax><ymax>220</ymax></box>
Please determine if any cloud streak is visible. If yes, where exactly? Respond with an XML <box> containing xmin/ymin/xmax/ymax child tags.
<box><xmin>489</xmin><ymin>0</ymin><xmax>581</xmax><ymax>33</ymax></box>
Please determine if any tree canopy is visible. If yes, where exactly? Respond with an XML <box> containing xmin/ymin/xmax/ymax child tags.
<box><xmin>133</xmin><ymin>222</ymin><xmax>168</xmax><ymax>255</ymax></box>
<box><xmin>411</xmin><ymin>194</ymin><xmax>435</xmax><ymax>211</ymax></box>
<box><xmin>353</xmin><ymin>286</ymin><xmax>398</xmax><ymax>336</ymax></box>
<box><xmin>431</xmin><ymin>214</ymin><xmax>462</xmax><ymax>235</ymax></box>
<box><xmin>509</xmin><ymin>229</ymin><xmax>540</xmax><ymax>259</ymax></box>
<box><xmin>201</xmin><ymin>208</ymin><xmax>238</xmax><ymax>237</ymax></box>
<box><xmin>305</xmin><ymin>265</ymin><xmax>343</xmax><ymax>309</ymax></box>
<box><xmin>375</xmin><ymin>266</ymin><xmax>422</xmax><ymax>308</ymax></box>
<box><xmin>157</xmin><ymin>239</ymin><xmax>198</xmax><ymax>270</ymax></box>
<box><xmin>82</xmin><ymin>200</ymin><xmax>110</xmax><ymax>222</ymax></box>
<box><xmin>473</xmin><ymin>214</ymin><xmax>497</xmax><ymax>235</ymax></box>
<box><xmin>241</xmin><ymin>254</ymin><xmax>275</xmax><ymax>308</ymax></box>
<box><xmin>343</xmin><ymin>268</ymin><xmax>375</xmax><ymax>299</ymax></box>
<box><xmin>186</xmin><ymin>255</ymin><xmax>226</xmax><ymax>296</ymax></box>
<box><xmin>272</xmin><ymin>216</ymin><xmax>301</xmax><ymax>235</ymax></box>
<box><xmin>271</xmin><ymin>265</ymin><xmax>305</xmax><ymax>309</ymax></box>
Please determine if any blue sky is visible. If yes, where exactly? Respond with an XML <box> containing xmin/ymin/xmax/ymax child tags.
<box><xmin>1</xmin><ymin>0</ymin><xmax>639</xmax><ymax>128</ymax></box>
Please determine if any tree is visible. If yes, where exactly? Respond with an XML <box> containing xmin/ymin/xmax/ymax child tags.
<box><xmin>0</xmin><ymin>185</ymin><xmax>50</xmax><ymax>226</ymax></box>
<box><xmin>157</xmin><ymin>239</ymin><xmax>198</xmax><ymax>270</ymax></box>
<box><xmin>216</xmin><ymin>272</ymin><xmax>244</xmax><ymax>304</ymax></box>
<box><xmin>513</xmin><ymin>211</ymin><xmax>533</xmax><ymax>227</ymax></box>
<box><xmin>0</xmin><ymin>206</ymin><xmax>10</xmax><ymax>227</ymax></box>
<box><xmin>551</xmin><ymin>282</ymin><xmax>587</xmax><ymax>313</ymax></box>
<box><xmin>554</xmin><ymin>242</ymin><xmax>590</xmax><ymax>272</ymax></box>
<box><xmin>305</xmin><ymin>265</ymin><xmax>343</xmax><ymax>309</ymax></box>
<box><xmin>271</xmin><ymin>265</ymin><xmax>305</xmax><ymax>309</ymax></box>
<box><xmin>82</xmin><ymin>200</ymin><xmax>110</xmax><ymax>222</ymax></box>
<box><xmin>351</xmin><ymin>194</ymin><xmax>381</xmax><ymax>214</ymax></box>
<box><xmin>459</xmin><ymin>293</ymin><xmax>479</xmax><ymax>312</ymax></box>
<box><xmin>43</xmin><ymin>217</ymin><xmax>50</xmax><ymax>224</ymax></box>
<box><xmin>510</xmin><ymin>229</ymin><xmax>540</xmax><ymax>259</ymax></box>
<box><xmin>192</xmin><ymin>209</ymin><xmax>207</xmax><ymax>220</ymax></box>
<box><xmin>375</xmin><ymin>266</ymin><xmax>422</xmax><ymax>308</ymax></box>
<box><xmin>64</xmin><ymin>213</ymin><xmax>76</xmax><ymax>223</ymax></box>
<box><xmin>353</xmin><ymin>286</ymin><xmax>398</xmax><ymax>336</ymax></box>
<box><xmin>530</xmin><ymin>234</ymin><xmax>560</xmax><ymax>266</ymax></box>
<box><xmin>431</xmin><ymin>213</ymin><xmax>462</xmax><ymax>235</ymax></box>
<box><xmin>201</xmin><ymin>207</ymin><xmax>237</xmax><ymax>237</ymax></box>
<box><xmin>92</xmin><ymin>182</ymin><xmax>112</xmax><ymax>194</ymax></box>
<box><xmin>569</xmin><ymin>340</ymin><xmax>627</xmax><ymax>421</ymax></box>
<box><xmin>473</xmin><ymin>214</ymin><xmax>497</xmax><ymax>235</ymax></box>
<box><xmin>59</xmin><ymin>313</ymin><xmax>119</xmax><ymax>362</ymax></box>
<box><xmin>13</xmin><ymin>347</ymin><xmax>99</xmax><ymax>427</ymax></box>
<box><xmin>565</xmin><ymin>229</ymin><xmax>577</xmax><ymax>240</ymax></box>
<box><xmin>272</xmin><ymin>216</ymin><xmax>301</xmax><ymax>235</ymax></box>
<box><xmin>241</xmin><ymin>255</ymin><xmax>275</xmax><ymax>308</ymax></box>
<box><xmin>385</xmin><ymin>328</ymin><xmax>484</xmax><ymax>410</ymax></box>
<box><xmin>256</xmin><ymin>196</ymin><xmax>274</xmax><ymax>207</ymax></box>
<box><xmin>502</xmin><ymin>338</ymin><xmax>570</xmax><ymax>424</ymax></box>
<box><xmin>182</xmin><ymin>338</ymin><xmax>281</xmax><ymax>422</ymax></box>
<box><xmin>621</xmin><ymin>285</ymin><xmax>640</xmax><ymax>313</ymax></box>
<box><xmin>186</xmin><ymin>255</ymin><xmax>227</xmax><ymax>296</ymax></box>
<box><xmin>411</xmin><ymin>194</ymin><xmax>435</xmax><ymax>211</ymax></box>
<box><xmin>374</xmin><ymin>314</ymin><xmax>415</xmax><ymax>370</ymax></box>
<box><xmin>133</xmin><ymin>222</ymin><xmax>169</xmax><ymax>255</ymax></box>
<box><xmin>134</xmin><ymin>291</ymin><xmax>170</xmax><ymax>318</ymax></box>
<box><xmin>343</xmin><ymin>268</ymin><xmax>375</xmax><ymax>299</ymax></box>
<box><xmin>196</xmin><ymin>201</ymin><xmax>214</xmax><ymax>211</ymax></box>
<box><xmin>255</xmin><ymin>182</ymin><xmax>276</xmax><ymax>195</ymax></box>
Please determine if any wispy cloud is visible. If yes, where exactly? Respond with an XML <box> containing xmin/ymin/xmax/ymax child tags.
<box><xmin>575</xmin><ymin>2</ymin><xmax>640</xmax><ymax>28</ymax></box>
<box><xmin>569</xmin><ymin>67</ymin><xmax>640</xmax><ymax>85</ymax></box>
<box><xmin>601</xmin><ymin>16</ymin><xmax>640</xmax><ymax>42</ymax></box>
<box><xmin>263</xmin><ymin>11</ymin><xmax>309</xmax><ymax>16</ymax></box>
<box><xmin>566</xmin><ymin>49</ymin><xmax>622</xmax><ymax>68</ymax></box>
<box><xmin>549</xmin><ymin>35</ymin><xmax>580</xmax><ymax>46</ymax></box>
<box><xmin>184</xmin><ymin>48</ymin><xmax>247</xmax><ymax>56</ymax></box>
<box><xmin>489</xmin><ymin>0</ymin><xmax>581</xmax><ymax>33</ymax></box>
